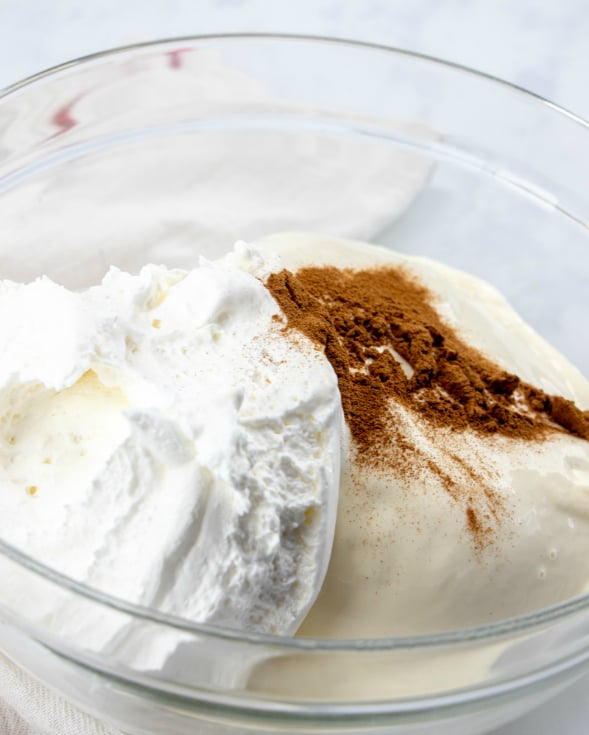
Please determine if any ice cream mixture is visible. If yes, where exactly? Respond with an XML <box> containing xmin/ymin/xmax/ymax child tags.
<box><xmin>0</xmin><ymin>232</ymin><xmax>588</xmax><ymax>642</ymax></box>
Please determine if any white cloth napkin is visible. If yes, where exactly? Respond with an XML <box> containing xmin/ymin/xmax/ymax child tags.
<box><xmin>0</xmin><ymin>653</ymin><xmax>117</xmax><ymax>735</ymax></box>
<box><xmin>0</xmin><ymin>49</ymin><xmax>432</xmax><ymax>735</ymax></box>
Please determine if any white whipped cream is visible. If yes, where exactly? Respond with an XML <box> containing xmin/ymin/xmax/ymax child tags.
<box><xmin>0</xmin><ymin>242</ymin><xmax>343</xmax><ymax>635</ymax></box>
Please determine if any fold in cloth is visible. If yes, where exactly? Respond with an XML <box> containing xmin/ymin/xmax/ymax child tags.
<box><xmin>0</xmin><ymin>653</ymin><xmax>117</xmax><ymax>735</ymax></box>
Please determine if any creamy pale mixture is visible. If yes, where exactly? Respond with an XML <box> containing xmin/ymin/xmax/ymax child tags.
<box><xmin>259</xmin><ymin>233</ymin><xmax>589</xmax><ymax>637</ymax></box>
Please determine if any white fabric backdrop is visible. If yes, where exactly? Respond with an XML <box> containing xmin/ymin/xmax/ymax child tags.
<box><xmin>0</xmin><ymin>654</ymin><xmax>116</xmax><ymax>735</ymax></box>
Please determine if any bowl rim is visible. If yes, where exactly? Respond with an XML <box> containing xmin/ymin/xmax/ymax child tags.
<box><xmin>1</xmin><ymin>31</ymin><xmax>589</xmax><ymax>130</ymax></box>
<box><xmin>1</xmin><ymin>31</ymin><xmax>589</xmax><ymax>656</ymax></box>
<box><xmin>4</xmin><ymin>531</ymin><xmax>589</xmax><ymax>651</ymax></box>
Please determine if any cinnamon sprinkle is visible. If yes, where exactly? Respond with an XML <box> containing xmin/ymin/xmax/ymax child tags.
<box><xmin>266</xmin><ymin>264</ymin><xmax>589</xmax><ymax>549</ymax></box>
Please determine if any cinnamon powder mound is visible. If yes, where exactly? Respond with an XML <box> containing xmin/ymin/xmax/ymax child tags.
<box><xmin>266</xmin><ymin>264</ymin><xmax>589</xmax><ymax>547</ymax></box>
<box><xmin>267</xmin><ymin>265</ymin><xmax>589</xmax><ymax>445</ymax></box>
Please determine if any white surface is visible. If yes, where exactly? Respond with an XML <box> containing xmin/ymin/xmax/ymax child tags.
<box><xmin>0</xmin><ymin>248</ymin><xmax>342</xmax><ymax>639</ymax></box>
<box><xmin>0</xmin><ymin>1</ymin><xmax>588</xmax><ymax>733</ymax></box>
<box><xmin>0</xmin><ymin>0</ymin><xmax>588</xmax><ymax>122</ymax></box>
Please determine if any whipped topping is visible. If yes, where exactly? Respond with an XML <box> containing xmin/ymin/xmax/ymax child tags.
<box><xmin>0</xmin><ymin>242</ymin><xmax>343</xmax><ymax>635</ymax></box>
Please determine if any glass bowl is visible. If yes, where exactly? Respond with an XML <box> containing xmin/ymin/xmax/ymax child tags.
<box><xmin>0</xmin><ymin>34</ymin><xmax>588</xmax><ymax>735</ymax></box>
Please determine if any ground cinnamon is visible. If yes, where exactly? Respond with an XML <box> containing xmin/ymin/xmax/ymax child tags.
<box><xmin>266</xmin><ymin>263</ymin><xmax>589</xmax><ymax>548</ymax></box>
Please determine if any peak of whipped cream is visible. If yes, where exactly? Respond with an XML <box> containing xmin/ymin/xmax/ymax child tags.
<box><xmin>0</xmin><ymin>243</ymin><xmax>343</xmax><ymax>635</ymax></box>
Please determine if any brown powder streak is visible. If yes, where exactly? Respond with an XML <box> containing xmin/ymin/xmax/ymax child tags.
<box><xmin>266</xmin><ymin>264</ymin><xmax>589</xmax><ymax>548</ymax></box>
<box><xmin>267</xmin><ymin>265</ymin><xmax>589</xmax><ymax>443</ymax></box>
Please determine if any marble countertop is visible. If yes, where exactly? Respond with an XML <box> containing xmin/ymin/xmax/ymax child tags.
<box><xmin>0</xmin><ymin>1</ymin><xmax>588</xmax><ymax>734</ymax></box>
<box><xmin>1</xmin><ymin>0</ymin><xmax>588</xmax><ymax>122</ymax></box>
